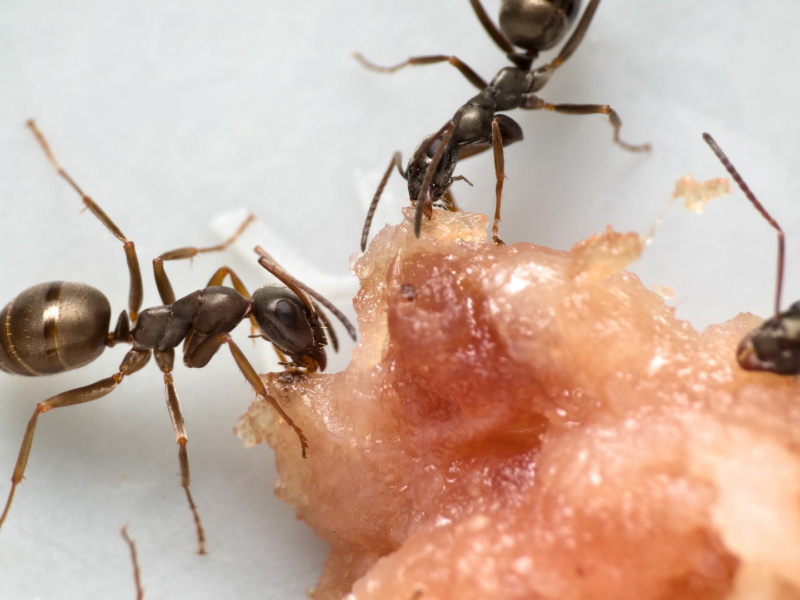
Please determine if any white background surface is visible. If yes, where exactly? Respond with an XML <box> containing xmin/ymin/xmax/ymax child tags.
<box><xmin>1</xmin><ymin>1</ymin><xmax>799</xmax><ymax>598</ymax></box>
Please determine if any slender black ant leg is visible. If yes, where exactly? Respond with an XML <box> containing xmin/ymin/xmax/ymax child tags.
<box><xmin>354</xmin><ymin>53</ymin><xmax>488</xmax><ymax>91</ymax></box>
<box><xmin>703</xmin><ymin>133</ymin><xmax>785</xmax><ymax>317</ymax></box>
<box><xmin>27</xmin><ymin>119</ymin><xmax>144</xmax><ymax>321</ymax></box>
<box><xmin>523</xmin><ymin>97</ymin><xmax>651</xmax><ymax>153</ymax></box>
<box><xmin>361</xmin><ymin>152</ymin><xmax>406</xmax><ymax>252</ymax></box>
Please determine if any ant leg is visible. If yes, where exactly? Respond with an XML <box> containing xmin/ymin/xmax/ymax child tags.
<box><xmin>152</xmin><ymin>214</ymin><xmax>256</xmax><ymax>305</ymax></box>
<box><xmin>522</xmin><ymin>96</ymin><xmax>651</xmax><ymax>152</ymax></box>
<box><xmin>490</xmin><ymin>117</ymin><xmax>506</xmax><ymax>245</ymax></box>
<box><xmin>121</xmin><ymin>526</ymin><xmax>144</xmax><ymax>600</ymax></box>
<box><xmin>0</xmin><ymin>348</ymin><xmax>150</xmax><ymax>533</ymax></box>
<box><xmin>27</xmin><ymin>120</ymin><xmax>144</xmax><ymax>321</ymax></box>
<box><xmin>536</xmin><ymin>0</ymin><xmax>602</xmax><ymax>74</ymax></box>
<box><xmin>187</xmin><ymin>334</ymin><xmax>309</xmax><ymax>457</ymax></box>
<box><xmin>703</xmin><ymin>133</ymin><xmax>785</xmax><ymax>317</ymax></box>
<box><xmin>206</xmin><ymin>266</ymin><xmax>251</xmax><ymax>295</ymax></box>
<box><xmin>361</xmin><ymin>151</ymin><xmax>405</xmax><ymax>252</ymax></box>
<box><xmin>255</xmin><ymin>246</ymin><xmax>358</xmax><ymax>342</ymax></box>
<box><xmin>153</xmin><ymin>349</ymin><xmax>206</xmax><ymax>554</ymax></box>
<box><xmin>354</xmin><ymin>53</ymin><xmax>488</xmax><ymax>90</ymax></box>
<box><xmin>442</xmin><ymin>189</ymin><xmax>460</xmax><ymax>212</ymax></box>
<box><xmin>469</xmin><ymin>0</ymin><xmax>515</xmax><ymax>54</ymax></box>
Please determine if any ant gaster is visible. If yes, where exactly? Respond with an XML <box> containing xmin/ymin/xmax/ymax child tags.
<box><xmin>0</xmin><ymin>121</ymin><xmax>357</xmax><ymax>554</ymax></box>
<box><xmin>702</xmin><ymin>132</ymin><xmax>800</xmax><ymax>375</ymax></box>
<box><xmin>358</xmin><ymin>0</ymin><xmax>650</xmax><ymax>251</ymax></box>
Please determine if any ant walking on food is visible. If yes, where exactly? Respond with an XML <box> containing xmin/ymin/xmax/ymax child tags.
<box><xmin>0</xmin><ymin>120</ymin><xmax>356</xmax><ymax>554</ymax></box>
<box><xmin>702</xmin><ymin>132</ymin><xmax>800</xmax><ymax>375</ymax></box>
<box><xmin>358</xmin><ymin>0</ymin><xmax>650</xmax><ymax>251</ymax></box>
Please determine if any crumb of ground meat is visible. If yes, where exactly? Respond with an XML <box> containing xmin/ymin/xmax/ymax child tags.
<box><xmin>236</xmin><ymin>208</ymin><xmax>800</xmax><ymax>600</ymax></box>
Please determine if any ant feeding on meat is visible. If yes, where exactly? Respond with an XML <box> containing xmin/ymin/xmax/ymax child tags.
<box><xmin>702</xmin><ymin>132</ymin><xmax>800</xmax><ymax>375</ymax></box>
<box><xmin>358</xmin><ymin>0</ymin><xmax>650</xmax><ymax>250</ymax></box>
<box><xmin>0</xmin><ymin>120</ymin><xmax>356</xmax><ymax>554</ymax></box>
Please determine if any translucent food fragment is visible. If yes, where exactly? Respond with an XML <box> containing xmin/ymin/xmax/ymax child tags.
<box><xmin>568</xmin><ymin>225</ymin><xmax>644</xmax><ymax>280</ymax></box>
<box><xmin>673</xmin><ymin>174</ymin><xmax>731</xmax><ymax>213</ymax></box>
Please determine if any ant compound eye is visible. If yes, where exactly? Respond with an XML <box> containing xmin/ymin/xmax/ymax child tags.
<box><xmin>426</xmin><ymin>138</ymin><xmax>442</xmax><ymax>158</ymax></box>
<box><xmin>252</xmin><ymin>285</ymin><xmax>319</xmax><ymax>357</ymax></box>
<box><xmin>274</xmin><ymin>298</ymin><xmax>301</xmax><ymax>329</ymax></box>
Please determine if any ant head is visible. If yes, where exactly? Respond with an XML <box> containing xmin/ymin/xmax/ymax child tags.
<box><xmin>737</xmin><ymin>303</ymin><xmax>800</xmax><ymax>375</ymax></box>
<box><xmin>252</xmin><ymin>284</ymin><xmax>327</xmax><ymax>372</ymax></box>
<box><xmin>406</xmin><ymin>133</ymin><xmax>459</xmax><ymax>202</ymax></box>
<box><xmin>499</xmin><ymin>0</ymin><xmax>581</xmax><ymax>54</ymax></box>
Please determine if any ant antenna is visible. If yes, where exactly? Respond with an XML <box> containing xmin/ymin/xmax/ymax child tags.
<box><xmin>702</xmin><ymin>133</ymin><xmax>785</xmax><ymax>317</ymax></box>
<box><xmin>254</xmin><ymin>245</ymin><xmax>358</xmax><ymax>342</ymax></box>
<box><xmin>121</xmin><ymin>526</ymin><xmax>144</xmax><ymax>600</ymax></box>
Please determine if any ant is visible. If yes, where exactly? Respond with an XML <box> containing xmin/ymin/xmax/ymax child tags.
<box><xmin>0</xmin><ymin>120</ymin><xmax>356</xmax><ymax>554</ymax></box>
<box><xmin>358</xmin><ymin>0</ymin><xmax>650</xmax><ymax>251</ymax></box>
<box><xmin>702</xmin><ymin>132</ymin><xmax>799</xmax><ymax>375</ymax></box>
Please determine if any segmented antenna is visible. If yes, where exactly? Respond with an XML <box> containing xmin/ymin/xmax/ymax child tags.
<box><xmin>702</xmin><ymin>133</ymin><xmax>785</xmax><ymax>317</ymax></box>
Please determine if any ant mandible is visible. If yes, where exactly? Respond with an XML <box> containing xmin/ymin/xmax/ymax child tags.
<box><xmin>358</xmin><ymin>0</ymin><xmax>650</xmax><ymax>250</ymax></box>
<box><xmin>702</xmin><ymin>132</ymin><xmax>800</xmax><ymax>375</ymax></box>
<box><xmin>0</xmin><ymin>121</ymin><xmax>357</xmax><ymax>554</ymax></box>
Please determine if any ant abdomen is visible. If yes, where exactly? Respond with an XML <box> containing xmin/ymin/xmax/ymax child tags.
<box><xmin>499</xmin><ymin>0</ymin><xmax>582</xmax><ymax>53</ymax></box>
<box><xmin>0</xmin><ymin>281</ymin><xmax>111</xmax><ymax>376</ymax></box>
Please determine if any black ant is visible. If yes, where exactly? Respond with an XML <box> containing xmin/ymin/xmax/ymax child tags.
<box><xmin>702</xmin><ymin>132</ymin><xmax>799</xmax><ymax>375</ymax></box>
<box><xmin>0</xmin><ymin>120</ymin><xmax>356</xmax><ymax>554</ymax></box>
<box><xmin>358</xmin><ymin>0</ymin><xmax>650</xmax><ymax>251</ymax></box>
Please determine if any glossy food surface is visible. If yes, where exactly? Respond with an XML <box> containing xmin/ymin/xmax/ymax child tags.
<box><xmin>238</xmin><ymin>209</ymin><xmax>800</xmax><ymax>600</ymax></box>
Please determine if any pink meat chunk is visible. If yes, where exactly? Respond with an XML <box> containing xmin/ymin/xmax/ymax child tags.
<box><xmin>236</xmin><ymin>209</ymin><xmax>800</xmax><ymax>600</ymax></box>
